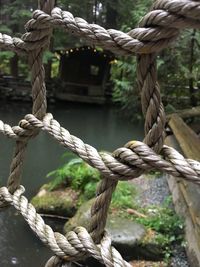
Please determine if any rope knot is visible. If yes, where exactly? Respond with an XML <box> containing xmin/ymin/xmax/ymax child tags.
<box><xmin>22</xmin><ymin>2</ymin><xmax>55</xmax><ymax>51</ymax></box>
<box><xmin>45</xmin><ymin>227</ymin><xmax>131</xmax><ymax>267</ymax></box>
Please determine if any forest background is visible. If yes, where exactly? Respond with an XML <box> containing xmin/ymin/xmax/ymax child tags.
<box><xmin>0</xmin><ymin>0</ymin><xmax>200</xmax><ymax>119</ymax></box>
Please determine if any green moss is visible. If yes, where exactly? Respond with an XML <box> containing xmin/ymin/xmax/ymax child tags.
<box><xmin>31</xmin><ymin>191</ymin><xmax>77</xmax><ymax>217</ymax></box>
<box><xmin>32</xmin><ymin>194</ymin><xmax>67</xmax><ymax>208</ymax></box>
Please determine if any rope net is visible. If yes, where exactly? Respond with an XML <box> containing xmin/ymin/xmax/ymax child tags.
<box><xmin>0</xmin><ymin>0</ymin><xmax>200</xmax><ymax>266</ymax></box>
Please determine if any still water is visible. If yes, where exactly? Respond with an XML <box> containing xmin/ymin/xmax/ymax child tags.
<box><xmin>0</xmin><ymin>101</ymin><xmax>143</xmax><ymax>267</ymax></box>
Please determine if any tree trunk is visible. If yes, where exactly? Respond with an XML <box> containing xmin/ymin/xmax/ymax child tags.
<box><xmin>106</xmin><ymin>0</ymin><xmax>118</xmax><ymax>29</ymax></box>
<box><xmin>10</xmin><ymin>53</ymin><xmax>19</xmax><ymax>77</ymax></box>
<box><xmin>94</xmin><ymin>0</ymin><xmax>98</xmax><ymax>23</ymax></box>
<box><xmin>44</xmin><ymin>37</ymin><xmax>55</xmax><ymax>81</ymax></box>
<box><xmin>44</xmin><ymin>60</ymin><xmax>52</xmax><ymax>80</ymax></box>
<box><xmin>189</xmin><ymin>29</ymin><xmax>197</xmax><ymax>107</ymax></box>
<box><xmin>85</xmin><ymin>1</ymin><xmax>94</xmax><ymax>23</ymax></box>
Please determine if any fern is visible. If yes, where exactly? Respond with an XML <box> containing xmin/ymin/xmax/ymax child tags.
<box><xmin>46</xmin><ymin>157</ymin><xmax>100</xmax><ymax>192</ymax></box>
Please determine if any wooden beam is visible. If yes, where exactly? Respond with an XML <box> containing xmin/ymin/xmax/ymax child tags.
<box><xmin>167</xmin><ymin>106</ymin><xmax>200</xmax><ymax>121</ymax></box>
<box><xmin>168</xmin><ymin>114</ymin><xmax>200</xmax><ymax>160</ymax></box>
<box><xmin>166</xmin><ymin>116</ymin><xmax>200</xmax><ymax>266</ymax></box>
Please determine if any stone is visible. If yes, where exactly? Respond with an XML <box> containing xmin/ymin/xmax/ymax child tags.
<box><xmin>64</xmin><ymin>199</ymin><xmax>163</xmax><ymax>261</ymax></box>
<box><xmin>64</xmin><ymin>198</ymin><xmax>93</xmax><ymax>231</ymax></box>
<box><xmin>31</xmin><ymin>186</ymin><xmax>79</xmax><ymax>218</ymax></box>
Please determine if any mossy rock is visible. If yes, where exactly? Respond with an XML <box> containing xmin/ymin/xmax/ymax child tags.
<box><xmin>64</xmin><ymin>199</ymin><xmax>164</xmax><ymax>261</ymax></box>
<box><xmin>31</xmin><ymin>185</ymin><xmax>79</xmax><ymax>218</ymax></box>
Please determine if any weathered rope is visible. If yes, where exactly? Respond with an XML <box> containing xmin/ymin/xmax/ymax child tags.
<box><xmin>0</xmin><ymin>186</ymin><xmax>131</xmax><ymax>267</ymax></box>
<box><xmin>0</xmin><ymin>114</ymin><xmax>199</xmax><ymax>183</ymax></box>
<box><xmin>1</xmin><ymin>0</ymin><xmax>55</xmax><ymax>206</ymax></box>
<box><xmin>2</xmin><ymin>1</ymin><xmax>200</xmax><ymax>56</ymax></box>
<box><xmin>0</xmin><ymin>0</ymin><xmax>200</xmax><ymax>266</ymax></box>
<box><xmin>137</xmin><ymin>53</ymin><xmax>166</xmax><ymax>153</ymax></box>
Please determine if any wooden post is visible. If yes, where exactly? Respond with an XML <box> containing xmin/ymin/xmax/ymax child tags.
<box><xmin>166</xmin><ymin>115</ymin><xmax>200</xmax><ymax>267</ymax></box>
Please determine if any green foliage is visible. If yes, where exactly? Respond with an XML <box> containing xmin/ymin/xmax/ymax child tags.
<box><xmin>136</xmin><ymin>197</ymin><xmax>185</xmax><ymax>261</ymax></box>
<box><xmin>0</xmin><ymin>51</ymin><xmax>15</xmax><ymax>61</ymax></box>
<box><xmin>51</xmin><ymin>60</ymin><xmax>60</xmax><ymax>78</ymax></box>
<box><xmin>1</xmin><ymin>0</ymin><xmax>199</xmax><ymax>110</ymax></box>
<box><xmin>111</xmin><ymin>181</ymin><xmax>137</xmax><ymax>209</ymax></box>
<box><xmin>111</xmin><ymin>58</ymin><xmax>142</xmax><ymax>120</ymax></box>
<box><xmin>46</xmin><ymin>154</ymin><xmax>185</xmax><ymax>264</ymax></box>
<box><xmin>83</xmin><ymin>182</ymin><xmax>98</xmax><ymax>200</ymax></box>
<box><xmin>43</xmin><ymin>51</ymin><xmax>56</xmax><ymax>65</ymax></box>
<box><xmin>128</xmin><ymin>0</ymin><xmax>153</xmax><ymax>29</ymax></box>
<box><xmin>159</xmin><ymin>30</ymin><xmax>200</xmax><ymax>86</ymax></box>
<box><xmin>43</xmin><ymin>51</ymin><xmax>60</xmax><ymax>78</ymax></box>
<box><xmin>46</xmin><ymin>156</ymin><xmax>138</xmax><ymax>206</ymax></box>
<box><xmin>0</xmin><ymin>0</ymin><xmax>36</xmax><ymax>34</ymax></box>
<box><xmin>137</xmin><ymin>206</ymin><xmax>183</xmax><ymax>237</ymax></box>
<box><xmin>18</xmin><ymin>58</ymin><xmax>30</xmax><ymax>79</ymax></box>
<box><xmin>111</xmin><ymin>0</ymin><xmax>153</xmax><ymax>119</ymax></box>
<box><xmin>0</xmin><ymin>25</ymin><xmax>12</xmax><ymax>34</ymax></box>
<box><xmin>111</xmin><ymin>0</ymin><xmax>200</xmax><ymax>118</ymax></box>
<box><xmin>46</xmin><ymin>157</ymin><xmax>100</xmax><ymax>194</ymax></box>
<box><xmin>0</xmin><ymin>0</ymin><xmax>36</xmax><ymax>76</ymax></box>
<box><xmin>0</xmin><ymin>51</ymin><xmax>15</xmax><ymax>74</ymax></box>
<box><xmin>158</xmin><ymin>29</ymin><xmax>200</xmax><ymax>108</ymax></box>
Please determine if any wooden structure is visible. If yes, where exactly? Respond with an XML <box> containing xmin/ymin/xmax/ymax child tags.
<box><xmin>0</xmin><ymin>76</ymin><xmax>31</xmax><ymax>101</ymax></box>
<box><xmin>167</xmin><ymin>106</ymin><xmax>200</xmax><ymax>121</ymax></box>
<box><xmin>55</xmin><ymin>46</ymin><xmax>115</xmax><ymax>104</ymax></box>
<box><xmin>166</xmin><ymin>114</ymin><xmax>200</xmax><ymax>267</ymax></box>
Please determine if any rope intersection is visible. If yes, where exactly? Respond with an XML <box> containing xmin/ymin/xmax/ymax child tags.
<box><xmin>0</xmin><ymin>0</ymin><xmax>199</xmax><ymax>266</ymax></box>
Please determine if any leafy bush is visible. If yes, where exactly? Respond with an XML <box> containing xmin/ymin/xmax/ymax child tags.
<box><xmin>137</xmin><ymin>206</ymin><xmax>184</xmax><ymax>237</ymax></box>
<box><xmin>111</xmin><ymin>0</ymin><xmax>200</xmax><ymax>118</ymax></box>
<box><xmin>0</xmin><ymin>51</ymin><xmax>15</xmax><ymax>74</ymax></box>
<box><xmin>46</xmin><ymin>156</ymin><xmax>137</xmax><ymax>206</ymax></box>
<box><xmin>110</xmin><ymin>0</ymin><xmax>153</xmax><ymax>120</ymax></box>
<box><xmin>46</xmin><ymin>158</ymin><xmax>100</xmax><ymax>193</ymax></box>
<box><xmin>83</xmin><ymin>182</ymin><xmax>98</xmax><ymax>199</ymax></box>
<box><xmin>111</xmin><ymin>58</ymin><xmax>142</xmax><ymax>120</ymax></box>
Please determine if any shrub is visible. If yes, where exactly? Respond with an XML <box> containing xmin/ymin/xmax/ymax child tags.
<box><xmin>46</xmin><ymin>157</ymin><xmax>100</xmax><ymax>192</ymax></box>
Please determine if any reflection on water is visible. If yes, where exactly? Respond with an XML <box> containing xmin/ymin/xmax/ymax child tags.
<box><xmin>0</xmin><ymin>208</ymin><xmax>52</xmax><ymax>266</ymax></box>
<box><xmin>0</xmin><ymin>101</ymin><xmax>144</xmax><ymax>266</ymax></box>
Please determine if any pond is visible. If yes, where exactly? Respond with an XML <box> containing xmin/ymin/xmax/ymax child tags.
<box><xmin>0</xmin><ymin>101</ymin><xmax>144</xmax><ymax>267</ymax></box>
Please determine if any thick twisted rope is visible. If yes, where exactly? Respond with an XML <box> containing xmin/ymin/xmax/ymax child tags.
<box><xmin>0</xmin><ymin>0</ymin><xmax>200</xmax><ymax>266</ymax></box>
<box><xmin>0</xmin><ymin>0</ymin><xmax>198</xmax><ymax>156</ymax></box>
<box><xmin>0</xmin><ymin>111</ymin><xmax>200</xmax><ymax>246</ymax></box>
<box><xmin>28</xmin><ymin>0</ymin><xmax>55</xmax><ymax>119</ymax></box>
<box><xmin>4</xmin><ymin>0</ymin><xmax>55</xmax><ymax>202</ymax></box>
<box><xmin>1</xmin><ymin>1</ymin><xmax>200</xmax><ymax>55</ymax></box>
<box><xmin>137</xmin><ymin>53</ymin><xmax>166</xmax><ymax>153</ymax></box>
<box><xmin>0</xmin><ymin>186</ymin><xmax>131</xmax><ymax>267</ymax></box>
<box><xmin>0</xmin><ymin>114</ymin><xmax>199</xmax><ymax>183</ymax></box>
